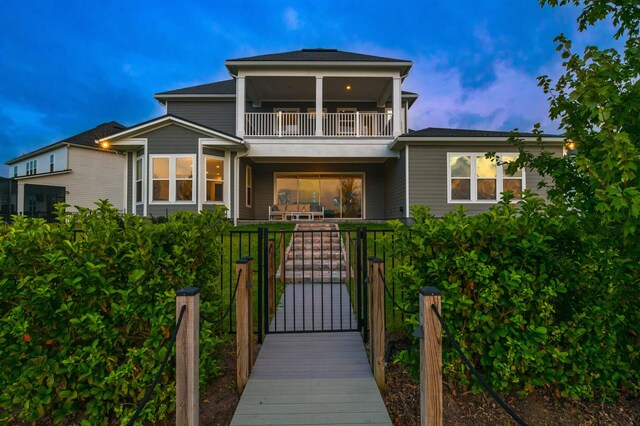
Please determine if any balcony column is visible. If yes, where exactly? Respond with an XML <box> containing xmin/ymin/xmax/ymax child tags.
<box><xmin>392</xmin><ymin>76</ymin><xmax>402</xmax><ymax>137</ymax></box>
<box><xmin>236</xmin><ymin>76</ymin><xmax>246</xmax><ymax>138</ymax></box>
<box><xmin>315</xmin><ymin>76</ymin><xmax>323</xmax><ymax>136</ymax></box>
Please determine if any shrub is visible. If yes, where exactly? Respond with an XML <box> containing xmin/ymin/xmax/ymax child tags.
<box><xmin>384</xmin><ymin>197</ymin><xmax>639</xmax><ymax>399</ymax></box>
<box><xmin>0</xmin><ymin>200</ymin><xmax>229</xmax><ymax>424</ymax></box>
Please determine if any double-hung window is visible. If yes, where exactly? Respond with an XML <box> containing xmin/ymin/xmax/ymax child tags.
<box><xmin>204</xmin><ymin>157</ymin><xmax>224</xmax><ymax>203</ymax></box>
<box><xmin>150</xmin><ymin>155</ymin><xmax>195</xmax><ymax>203</ymax></box>
<box><xmin>13</xmin><ymin>166</ymin><xmax>18</xmax><ymax>178</ymax></box>
<box><xmin>49</xmin><ymin>154</ymin><xmax>55</xmax><ymax>172</ymax></box>
<box><xmin>135</xmin><ymin>157</ymin><xmax>143</xmax><ymax>204</ymax></box>
<box><xmin>448</xmin><ymin>153</ymin><xmax>524</xmax><ymax>202</ymax></box>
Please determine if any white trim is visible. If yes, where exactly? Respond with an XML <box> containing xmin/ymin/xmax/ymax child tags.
<box><xmin>100</xmin><ymin>116</ymin><xmax>244</xmax><ymax>145</ymax></box>
<box><xmin>225</xmin><ymin>151</ymin><xmax>231</xmax><ymax>216</ymax></box>
<box><xmin>389</xmin><ymin>136</ymin><xmax>565</xmax><ymax>151</ymax></box>
<box><xmin>236</xmin><ymin>76</ymin><xmax>246</xmax><ymax>138</ymax></box>
<box><xmin>123</xmin><ymin>152</ymin><xmax>128</xmax><ymax>213</ymax></box>
<box><xmin>148</xmin><ymin>154</ymin><xmax>197</xmax><ymax>204</ymax></box>
<box><xmin>202</xmin><ymin>154</ymin><xmax>226</xmax><ymax>205</ymax></box>
<box><xmin>142</xmin><ymin>144</ymin><xmax>148</xmax><ymax>216</ymax></box>
<box><xmin>446</xmin><ymin>153</ymin><xmax>526</xmax><ymax>203</ymax></box>
<box><xmin>245</xmin><ymin>164</ymin><xmax>253</xmax><ymax>208</ymax></box>
<box><xmin>233</xmin><ymin>67</ymin><xmax>407</xmax><ymax>78</ymax></box>
<box><xmin>405</xmin><ymin>145</ymin><xmax>410</xmax><ymax>218</ymax></box>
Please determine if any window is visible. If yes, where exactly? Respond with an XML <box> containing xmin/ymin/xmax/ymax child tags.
<box><xmin>135</xmin><ymin>157</ymin><xmax>143</xmax><ymax>204</ymax></box>
<box><xmin>448</xmin><ymin>153</ymin><xmax>524</xmax><ymax>202</ymax></box>
<box><xmin>149</xmin><ymin>155</ymin><xmax>195</xmax><ymax>203</ymax></box>
<box><xmin>13</xmin><ymin>166</ymin><xmax>17</xmax><ymax>178</ymax></box>
<box><xmin>246</xmin><ymin>165</ymin><xmax>252</xmax><ymax>207</ymax></box>
<box><xmin>205</xmin><ymin>157</ymin><xmax>224</xmax><ymax>203</ymax></box>
<box><xmin>49</xmin><ymin>154</ymin><xmax>55</xmax><ymax>172</ymax></box>
<box><xmin>32</xmin><ymin>160</ymin><xmax>37</xmax><ymax>175</ymax></box>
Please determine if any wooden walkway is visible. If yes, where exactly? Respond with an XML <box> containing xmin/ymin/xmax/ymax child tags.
<box><xmin>231</xmin><ymin>226</ymin><xmax>391</xmax><ymax>425</ymax></box>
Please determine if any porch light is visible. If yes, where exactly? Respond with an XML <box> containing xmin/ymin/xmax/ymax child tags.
<box><xmin>566</xmin><ymin>140</ymin><xmax>577</xmax><ymax>150</ymax></box>
<box><xmin>346</xmin><ymin>85</ymin><xmax>351</xmax><ymax>91</ymax></box>
<box><xmin>99</xmin><ymin>140</ymin><xmax>110</xmax><ymax>150</ymax></box>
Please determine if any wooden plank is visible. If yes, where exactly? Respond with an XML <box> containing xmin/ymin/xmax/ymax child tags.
<box><xmin>420</xmin><ymin>287</ymin><xmax>442</xmax><ymax>426</ymax></box>
<box><xmin>372</xmin><ymin>259</ymin><xmax>385</xmax><ymax>391</ymax></box>
<box><xmin>236</xmin><ymin>260</ymin><xmax>250</xmax><ymax>394</ymax></box>
<box><xmin>175</xmin><ymin>288</ymin><xmax>199</xmax><ymax>426</ymax></box>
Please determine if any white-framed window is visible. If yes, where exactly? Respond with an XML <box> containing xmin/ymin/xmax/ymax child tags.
<box><xmin>149</xmin><ymin>154</ymin><xmax>196</xmax><ymax>203</ymax></box>
<box><xmin>135</xmin><ymin>157</ymin><xmax>143</xmax><ymax>204</ymax></box>
<box><xmin>246</xmin><ymin>164</ymin><xmax>252</xmax><ymax>207</ymax></box>
<box><xmin>49</xmin><ymin>154</ymin><xmax>55</xmax><ymax>173</ymax></box>
<box><xmin>447</xmin><ymin>153</ymin><xmax>525</xmax><ymax>203</ymax></box>
<box><xmin>32</xmin><ymin>160</ymin><xmax>37</xmax><ymax>175</ymax></box>
<box><xmin>204</xmin><ymin>156</ymin><xmax>224</xmax><ymax>203</ymax></box>
<box><xmin>13</xmin><ymin>166</ymin><xmax>17</xmax><ymax>178</ymax></box>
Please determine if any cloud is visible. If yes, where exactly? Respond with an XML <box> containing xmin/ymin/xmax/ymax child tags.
<box><xmin>283</xmin><ymin>7</ymin><xmax>301</xmax><ymax>30</ymax></box>
<box><xmin>404</xmin><ymin>54</ymin><xmax>562</xmax><ymax>134</ymax></box>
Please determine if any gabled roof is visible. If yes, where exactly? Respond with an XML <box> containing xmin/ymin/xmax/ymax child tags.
<box><xmin>401</xmin><ymin>127</ymin><xmax>563</xmax><ymax>138</ymax></box>
<box><xmin>227</xmin><ymin>48</ymin><xmax>410</xmax><ymax>63</ymax></box>
<box><xmin>155</xmin><ymin>78</ymin><xmax>418</xmax><ymax>101</ymax></box>
<box><xmin>6</xmin><ymin>121</ymin><xmax>126</xmax><ymax>165</ymax></box>
<box><xmin>101</xmin><ymin>115</ymin><xmax>247</xmax><ymax>149</ymax></box>
<box><xmin>156</xmin><ymin>79</ymin><xmax>236</xmax><ymax>97</ymax></box>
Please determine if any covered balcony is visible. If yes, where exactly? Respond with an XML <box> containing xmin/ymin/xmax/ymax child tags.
<box><xmin>235</xmin><ymin>75</ymin><xmax>411</xmax><ymax>139</ymax></box>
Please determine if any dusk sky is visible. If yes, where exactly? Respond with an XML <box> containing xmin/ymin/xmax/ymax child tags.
<box><xmin>0</xmin><ymin>0</ymin><xmax>618</xmax><ymax>176</ymax></box>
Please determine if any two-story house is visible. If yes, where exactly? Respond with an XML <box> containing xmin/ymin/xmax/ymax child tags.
<box><xmin>100</xmin><ymin>48</ymin><xmax>564</xmax><ymax>223</ymax></box>
<box><xmin>5</xmin><ymin>121</ymin><xmax>126</xmax><ymax>218</ymax></box>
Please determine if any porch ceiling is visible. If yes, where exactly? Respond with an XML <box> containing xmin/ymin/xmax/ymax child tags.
<box><xmin>246</xmin><ymin>76</ymin><xmax>391</xmax><ymax>102</ymax></box>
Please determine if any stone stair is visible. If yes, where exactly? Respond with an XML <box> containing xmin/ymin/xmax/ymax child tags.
<box><xmin>283</xmin><ymin>223</ymin><xmax>348</xmax><ymax>284</ymax></box>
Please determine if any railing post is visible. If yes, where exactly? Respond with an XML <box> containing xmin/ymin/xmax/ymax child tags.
<box><xmin>371</xmin><ymin>258</ymin><xmax>385</xmax><ymax>391</ymax></box>
<box><xmin>175</xmin><ymin>287</ymin><xmax>199</xmax><ymax>426</ymax></box>
<box><xmin>236</xmin><ymin>259</ymin><xmax>250</xmax><ymax>394</ymax></box>
<box><xmin>245</xmin><ymin>256</ymin><xmax>255</xmax><ymax>370</ymax></box>
<box><xmin>418</xmin><ymin>287</ymin><xmax>442</xmax><ymax>426</ymax></box>
<box><xmin>278</xmin><ymin>111</ymin><xmax>282</xmax><ymax>137</ymax></box>
<box><xmin>279</xmin><ymin>228</ymin><xmax>286</xmax><ymax>280</ymax></box>
<box><xmin>268</xmin><ymin>238</ymin><xmax>276</xmax><ymax>316</ymax></box>
<box><xmin>356</xmin><ymin>111</ymin><xmax>360</xmax><ymax>137</ymax></box>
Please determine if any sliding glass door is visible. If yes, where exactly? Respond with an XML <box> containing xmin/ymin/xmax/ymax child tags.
<box><xmin>274</xmin><ymin>174</ymin><xmax>363</xmax><ymax>219</ymax></box>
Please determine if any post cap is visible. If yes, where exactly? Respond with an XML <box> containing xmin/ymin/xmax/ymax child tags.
<box><xmin>372</xmin><ymin>258</ymin><xmax>384</xmax><ymax>264</ymax></box>
<box><xmin>244</xmin><ymin>256</ymin><xmax>254</xmax><ymax>261</ymax></box>
<box><xmin>413</xmin><ymin>325</ymin><xmax>424</xmax><ymax>339</ymax></box>
<box><xmin>420</xmin><ymin>286</ymin><xmax>441</xmax><ymax>296</ymax></box>
<box><xmin>236</xmin><ymin>258</ymin><xmax>249</xmax><ymax>264</ymax></box>
<box><xmin>367</xmin><ymin>255</ymin><xmax>377</xmax><ymax>261</ymax></box>
<box><xmin>176</xmin><ymin>286</ymin><xmax>200</xmax><ymax>296</ymax></box>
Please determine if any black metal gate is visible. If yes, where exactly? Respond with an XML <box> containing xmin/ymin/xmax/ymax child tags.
<box><xmin>222</xmin><ymin>226</ymin><xmax>399</xmax><ymax>345</ymax></box>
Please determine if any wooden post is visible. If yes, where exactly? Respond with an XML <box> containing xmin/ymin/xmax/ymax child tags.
<box><xmin>236</xmin><ymin>259</ymin><xmax>250</xmax><ymax>394</ymax></box>
<box><xmin>176</xmin><ymin>287</ymin><xmax>200</xmax><ymax>426</ymax></box>
<box><xmin>279</xmin><ymin>229</ymin><xmax>286</xmax><ymax>280</ymax></box>
<box><xmin>367</xmin><ymin>256</ymin><xmax>376</xmax><ymax>351</ymax></box>
<box><xmin>268</xmin><ymin>239</ymin><xmax>276</xmax><ymax>316</ymax></box>
<box><xmin>418</xmin><ymin>287</ymin><xmax>442</xmax><ymax>426</ymax></box>
<box><xmin>371</xmin><ymin>259</ymin><xmax>385</xmax><ymax>391</ymax></box>
<box><xmin>245</xmin><ymin>256</ymin><xmax>255</xmax><ymax>372</ymax></box>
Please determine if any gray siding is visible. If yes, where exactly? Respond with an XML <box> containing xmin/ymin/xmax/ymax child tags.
<box><xmin>203</xmin><ymin>148</ymin><xmax>225</xmax><ymax>157</ymax></box>
<box><xmin>167</xmin><ymin>101</ymin><xmax>236</xmax><ymax>135</ymax></box>
<box><xmin>145</xmin><ymin>125</ymin><xmax>201</xmax><ymax>154</ymax></box>
<box><xmin>383</xmin><ymin>148</ymin><xmax>406</xmax><ymax>219</ymax></box>
<box><xmin>253</xmin><ymin>163</ymin><xmax>385</xmax><ymax>220</ymax></box>
<box><xmin>407</xmin><ymin>143</ymin><xmax>563</xmax><ymax>217</ymax></box>
<box><xmin>147</xmin><ymin>204</ymin><xmax>198</xmax><ymax>218</ymax></box>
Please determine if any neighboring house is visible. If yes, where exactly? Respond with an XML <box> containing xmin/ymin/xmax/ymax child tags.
<box><xmin>5</xmin><ymin>122</ymin><xmax>127</xmax><ymax>218</ymax></box>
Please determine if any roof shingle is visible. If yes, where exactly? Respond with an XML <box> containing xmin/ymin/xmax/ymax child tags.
<box><xmin>227</xmin><ymin>48</ymin><xmax>410</xmax><ymax>63</ymax></box>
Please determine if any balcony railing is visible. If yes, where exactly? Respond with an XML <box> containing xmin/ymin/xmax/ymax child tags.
<box><xmin>244</xmin><ymin>112</ymin><xmax>393</xmax><ymax>137</ymax></box>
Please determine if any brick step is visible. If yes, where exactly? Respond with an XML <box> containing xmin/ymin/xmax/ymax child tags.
<box><xmin>284</xmin><ymin>270</ymin><xmax>348</xmax><ymax>284</ymax></box>
<box><xmin>289</xmin><ymin>251</ymin><xmax>344</xmax><ymax>260</ymax></box>
<box><xmin>284</xmin><ymin>260</ymin><xmax>348</xmax><ymax>270</ymax></box>
<box><xmin>289</xmin><ymin>242</ymin><xmax>342</xmax><ymax>250</ymax></box>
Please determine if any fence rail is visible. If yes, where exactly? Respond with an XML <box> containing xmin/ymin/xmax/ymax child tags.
<box><xmin>244</xmin><ymin>112</ymin><xmax>393</xmax><ymax>137</ymax></box>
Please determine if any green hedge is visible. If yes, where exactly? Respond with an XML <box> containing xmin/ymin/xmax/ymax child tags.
<box><xmin>385</xmin><ymin>195</ymin><xmax>639</xmax><ymax>399</ymax></box>
<box><xmin>0</xmin><ymin>201</ymin><xmax>229</xmax><ymax>424</ymax></box>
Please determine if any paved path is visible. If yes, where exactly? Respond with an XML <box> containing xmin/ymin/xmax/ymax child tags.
<box><xmin>231</xmin><ymin>224</ymin><xmax>391</xmax><ymax>425</ymax></box>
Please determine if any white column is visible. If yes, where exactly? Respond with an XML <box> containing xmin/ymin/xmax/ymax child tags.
<box><xmin>392</xmin><ymin>76</ymin><xmax>402</xmax><ymax>137</ymax></box>
<box><xmin>315</xmin><ymin>76</ymin><xmax>323</xmax><ymax>136</ymax></box>
<box><xmin>236</xmin><ymin>76</ymin><xmax>246</xmax><ymax>138</ymax></box>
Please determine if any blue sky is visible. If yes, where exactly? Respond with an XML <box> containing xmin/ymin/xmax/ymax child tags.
<box><xmin>0</xmin><ymin>0</ymin><xmax>617</xmax><ymax>175</ymax></box>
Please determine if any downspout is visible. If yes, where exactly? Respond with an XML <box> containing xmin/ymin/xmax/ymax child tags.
<box><xmin>234</xmin><ymin>151</ymin><xmax>249</xmax><ymax>226</ymax></box>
